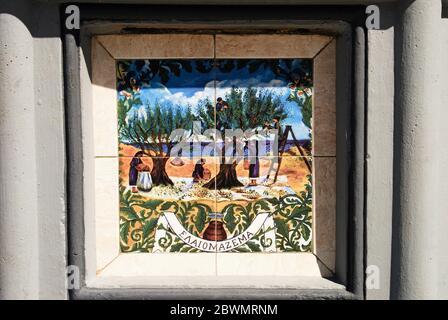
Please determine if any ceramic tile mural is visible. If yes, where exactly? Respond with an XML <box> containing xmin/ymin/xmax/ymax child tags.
<box><xmin>117</xmin><ymin>59</ymin><xmax>313</xmax><ymax>253</ymax></box>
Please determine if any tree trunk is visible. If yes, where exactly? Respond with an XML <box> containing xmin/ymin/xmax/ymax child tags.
<box><xmin>203</xmin><ymin>162</ymin><xmax>243</xmax><ymax>190</ymax></box>
<box><xmin>150</xmin><ymin>157</ymin><xmax>173</xmax><ymax>186</ymax></box>
<box><xmin>204</xmin><ymin>139</ymin><xmax>244</xmax><ymax>190</ymax></box>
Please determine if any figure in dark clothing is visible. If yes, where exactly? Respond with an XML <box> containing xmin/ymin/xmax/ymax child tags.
<box><xmin>264</xmin><ymin>116</ymin><xmax>283</xmax><ymax>136</ymax></box>
<box><xmin>248</xmin><ymin>139</ymin><xmax>260</xmax><ymax>186</ymax></box>
<box><xmin>129</xmin><ymin>151</ymin><xmax>144</xmax><ymax>193</ymax></box>
<box><xmin>216</xmin><ymin>97</ymin><xmax>228</xmax><ymax>112</ymax></box>
<box><xmin>244</xmin><ymin>135</ymin><xmax>260</xmax><ymax>187</ymax></box>
<box><xmin>264</xmin><ymin>116</ymin><xmax>283</xmax><ymax>155</ymax></box>
<box><xmin>192</xmin><ymin>158</ymin><xmax>206</xmax><ymax>183</ymax></box>
<box><xmin>216</xmin><ymin>97</ymin><xmax>230</xmax><ymax>130</ymax></box>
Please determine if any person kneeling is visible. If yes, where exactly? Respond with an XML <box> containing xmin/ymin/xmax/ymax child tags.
<box><xmin>192</xmin><ymin>158</ymin><xmax>210</xmax><ymax>183</ymax></box>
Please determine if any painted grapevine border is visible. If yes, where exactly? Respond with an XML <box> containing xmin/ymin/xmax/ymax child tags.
<box><xmin>119</xmin><ymin>175</ymin><xmax>312</xmax><ymax>253</ymax></box>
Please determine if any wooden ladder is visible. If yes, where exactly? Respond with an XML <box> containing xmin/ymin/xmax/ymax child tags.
<box><xmin>265</xmin><ymin>125</ymin><xmax>312</xmax><ymax>183</ymax></box>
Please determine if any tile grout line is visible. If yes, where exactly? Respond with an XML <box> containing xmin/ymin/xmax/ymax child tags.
<box><xmin>312</xmin><ymin>37</ymin><xmax>336</xmax><ymax>60</ymax></box>
<box><xmin>96</xmin><ymin>38</ymin><xmax>115</xmax><ymax>61</ymax></box>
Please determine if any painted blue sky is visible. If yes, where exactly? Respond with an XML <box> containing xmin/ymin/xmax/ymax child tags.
<box><xmin>120</xmin><ymin>59</ymin><xmax>312</xmax><ymax>140</ymax></box>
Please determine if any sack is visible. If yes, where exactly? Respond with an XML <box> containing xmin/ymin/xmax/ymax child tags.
<box><xmin>137</xmin><ymin>171</ymin><xmax>153</xmax><ymax>192</ymax></box>
<box><xmin>243</xmin><ymin>159</ymin><xmax>250</xmax><ymax>170</ymax></box>
<box><xmin>170</xmin><ymin>157</ymin><xmax>185</xmax><ymax>167</ymax></box>
<box><xmin>203</xmin><ymin>168</ymin><xmax>211</xmax><ymax>180</ymax></box>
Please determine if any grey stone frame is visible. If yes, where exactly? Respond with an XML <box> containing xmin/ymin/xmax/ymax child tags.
<box><xmin>63</xmin><ymin>4</ymin><xmax>366</xmax><ymax>300</ymax></box>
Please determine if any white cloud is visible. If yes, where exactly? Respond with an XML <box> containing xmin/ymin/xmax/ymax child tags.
<box><xmin>161</xmin><ymin>81</ymin><xmax>215</xmax><ymax>107</ymax></box>
<box><xmin>140</xmin><ymin>77</ymin><xmax>290</xmax><ymax>111</ymax></box>
<box><xmin>128</xmin><ymin>79</ymin><xmax>311</xmax><ymax>140</ymax></box>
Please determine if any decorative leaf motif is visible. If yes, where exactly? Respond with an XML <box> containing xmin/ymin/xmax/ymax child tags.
<box><xmin>300</xmin><ymin>223</ymin><xmax>311</xmax><ymax>241</ymax></box>
<box><xmin>119</xmin><ymin>170</ymin><xmax>313</xmax><ymax>253</ymax></box>
<box><xmin>253</xmin><ymin>199</ymin><xmax>270</xmax><ymax>213</ymax></box>
<box><xmin>275</xmin><ymin>219</ymin><xmax>289</xmax><ymax>239</ymax></box>
<box><xmin>120</xmin><ymin>221</ymin><xmax>130</xmax><ymax>244</ymax></box>
<box><xmin>160</xmin><ymin>201</ymin><xmax>176</xmax><ymax>211</ymax></box>
<box><xmin>232</xmin><ymin>246</ymin><xmax>251</xmax><ymax>253</ymax></box>
<box><xmin>245</xmin><ymin>241</ymin><xmax>262</xmax><ymax>252</ymax></box>
<box><xmin>224</xmin><ymin>211</ymin><xmax>238</xmax><ymax>234</ymax></box>
<box><xmin>140</xmin><ymin>199</ymin><xmax>164</xmax><ymax>210</ymax></box>
<box><xmin>142</xmin><ymin>218</ymin><xmax>158</xmax><ymax>238</ymax></box>
<box><xmin>169</xmin><ymin>242</ymin><xmax>187</xmax><ymax>252</ymax></box>
<box><xmin>288</xmin><ymin>206</ymin><xmax>309</xmax><ymax>221</ymax></box>
<box><xmin>194</xmin><ymin>207</ymin><xmax>207</xmax><ymax>233</ymax></box>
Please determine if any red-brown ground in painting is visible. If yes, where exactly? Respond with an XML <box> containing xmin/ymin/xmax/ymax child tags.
<box><xmin>119</xmin><ymin>143</ymin><xmax>310</xmax><ymax>205</ymax></box>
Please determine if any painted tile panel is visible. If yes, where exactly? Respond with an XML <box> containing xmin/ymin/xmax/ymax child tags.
<box><xmin>116</xmin><ymin>58</ymin><xmax>314</xmax><ymax>254</ymax></box>
<box><xmin>118</xmin><ymin>156</ymin><xmax>218</xmax><ymax>253</ymax></box>
<box><xmin>213</xmin><ymin>59</ymin><xmax>313</xmax><ymax>157</ymax></box>
<box><xmin>118</xmin><ymin>157</ymin><xmax>313</xmax><ymax>253</ymax></box>
<box><xmin>216</xmin><ymin>156</ymin><xmax>313</xmax><ymax>253</ymax></box>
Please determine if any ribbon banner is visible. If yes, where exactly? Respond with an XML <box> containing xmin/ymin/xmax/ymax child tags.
<box><xmin>153</xmin><ymin>212</ymin><xmax>276</xmax><ymax>253</ymax></box>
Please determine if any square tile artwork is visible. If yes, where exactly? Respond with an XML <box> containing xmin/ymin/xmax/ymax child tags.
<box><xmin>116</xmin><ymin>59</ymin><xmax>313</xmax><ymax>253</ymax></box>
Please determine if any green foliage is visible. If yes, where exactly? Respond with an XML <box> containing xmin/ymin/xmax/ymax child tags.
<box><xmin>117</xmin><ymin>60</ymin><xmax>201</xmax><ymax>89</ymax></box>
<box><xmin>119</xmin><ymin>184</ymin><xmax>214</xmax><ymax>253</ymax></box>
<box><xmin>154</xmin><ymin>201</ymin><xmax>212</xmax><ymax>253</ymax></box>
<box><xmin>119</xmin><ymin>186</ymin><xmax>153</xmax><ymax>252</ymax></box>
<box><xmin>117</xmin><ymin>94</ymin><xmax>137</xmax><ymax>138</ymax></box>
<box><xmin>223</xmin><ymin>210</ymin><xmax>238</xmax><ymax>234</ymax></box>
<box><xmin>119</xmin><ymin>186</ymin><xmax>172</xmax><ymax>252</ymax></box>
<box><xmin>195</xmin><ymin>98</ymin><xmax>214</xmax><ymax>131</ymax></box>
<box><xmin>275</xmin><ymin>219</ymin><xmax>289</xmax><ymax>239</ymax></box>
<box><xmin>221</xmin><ymin>202</ymin><xmax>253</xmax><ymax>236</ymax></box>
<box><xmin>175</xmin><ymin>202</ymin><xmax>211</xmax><ymax>236</ymax></box>
<box><xmin>220</xmin><ymin>175</ymin><xmax>313</xmax><ymax>253</ymax></box>
<box><xmin>140</xmin><ymin>199</ymin><xmax>164</xmax><ymax>210</ymax></box>
<box><xmin>274</xmin><ymin>175</ymin><xmax>313</xmax><ymax>252</ymax></box>
<box><xmin>117</xmin><ymin>59</ymin><xmax>312</xmax><ymax>91</ymax></box>
<box><xmin>142</xmin><ymin>218</ymin><xmax>158</xmax><ymax>239</ymax></box>
<box><xmin>116</xmin><ymin>58</ymin><xmax>314</xmax><ymax>253</ymax></box>
<box><xmin>194</xmin><ymin>207</ymin><xmax>207</xmax><ymax>234</ymax></box>
<box><xmin>119</xmin><ymin>95</ymin><xmax>195</xmax><ymax>156</ymax></box>
<box><xmin>119</xmin><ymin>175</ymin><xmax>313</xmax><ymax>253</ymax></box>
<box><xmin>206</xmin><ymin>86</ymin><xmax>288</xmax><ymax>133</ymax></box>
<box><xmin>287</xmin><ymin>86</ymin><xmax>313</xmax><ymax>131</ymax></box>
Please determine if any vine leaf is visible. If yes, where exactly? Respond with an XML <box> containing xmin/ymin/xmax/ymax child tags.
<box><xmin>300</xmin><ymin>223</ymin><xmax>311</xmax><ymax>241</ymax></box>
<box><xmin>120</xmin><ymin>221</ymin><xmax>131</xmax><ymax>242</ymax></box>
<box><xmin>194</xmin><ymin>207</ymin><xmax>207</xmax><ymax>233</ymax></box>
<box><xmin>275</xmin><ymin>219</ymin><xmax>289</xmax><ymax>239</ymax></box>
<box><xmin>142</xmin><ymin>218</ymin><xmax>158</xmax><ymax>238</ymax></box>
<box><xmin>254</xmin><ymin>199</ymin><xmax>270</xmax><ymax>212</ymax></box>
<box><xmin>245</xmin><ymin>240</ymin><xmax>261</xmax><ymax>252</ymax></box>
<box><xmin>140</xmin><ymin>199</ymin><xmax>164</xmax><ymax>210</ymax></box>
<box><xmin>224</xmin><ymin>211</ymin><xmax>238</xmax><ymax>234</ymax></box>
<box><xmin>160</xmin><ymin>201</ymin><xmax>176</xmax><ymax>211</ymax></box>
<box><xmin>170</xmin><ymin>242</ymin><xmax>186</xmax><ymax>252</ymax></box>
<box><xmin>288</xmin><ymin>206</ymin><xmax>309</xmax><ymax>221</ymax></box>
<box><xmin>121</xmin><ymin>207</ymin><xmax>139</xmax><ymax>221</ymax></box>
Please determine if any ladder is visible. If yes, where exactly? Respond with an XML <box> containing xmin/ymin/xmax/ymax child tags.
<box><xmin>265</xmin><ymin>125</ymin><xmax>312</xmax><ymax>183</ymax></box>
